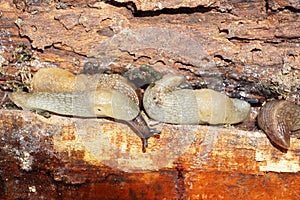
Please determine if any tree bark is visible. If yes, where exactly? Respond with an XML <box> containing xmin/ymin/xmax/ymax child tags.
<box><xmin>0</xmin><ymin>0</ymin><xmax>299</xmax><ymax>199</ymax></box>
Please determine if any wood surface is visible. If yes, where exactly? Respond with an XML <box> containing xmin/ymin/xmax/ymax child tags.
<box><xmin>0</xmin><ymin>0</ymin><xmax>299</xmax><ymax>199</ymax></box>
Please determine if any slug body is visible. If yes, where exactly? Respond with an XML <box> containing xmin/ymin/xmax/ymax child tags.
<box><xmin>257</xmin><ymin>100</ymin><xmax>300</xmax><ymax>149</ymax></box>
<box><xmin>32</xmin><ymin>68</ymin><xmax>139</xmax><ymax>104</ymax></box>
<box><xmin>143</xmin><ymin>74</ymin><xmax>251</xmax><ymax>125</ymax></box>
<box><xmin>10</xmin><ymin>68</ymin><xmax>160</xmax><ymax>148</ymax></box>
<box><xmin>9</xmin><ymin>89</ymin><xmax>140</xmax><ymax>121</ymax></box>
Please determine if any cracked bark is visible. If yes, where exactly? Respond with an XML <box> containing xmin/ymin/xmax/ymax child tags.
<box><xmin>0</xmin><ymin>0</ymin><xmax>300</xmax><ymax>199</ymax></box>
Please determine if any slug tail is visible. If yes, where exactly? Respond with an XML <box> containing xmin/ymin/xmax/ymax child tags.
<box><xmin>276</xmin><ymin>133</ymin><xmax>290</xmax><ymax>149</ymax></box>
<box><xmin>8</xmin><ymin>92</ymin><xmax>29</xmax><ymax>110</ymax></box>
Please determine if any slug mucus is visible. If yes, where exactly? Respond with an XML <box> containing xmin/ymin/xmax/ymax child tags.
<box><xmin>257</xmin><ymin>100</ymin><xmax>300</xmax><ymax>149</ymax></box>
<box><xmin>9</xmin><ymin>68</ymin><xmax>160</xmax><ymax>150</ymax></box>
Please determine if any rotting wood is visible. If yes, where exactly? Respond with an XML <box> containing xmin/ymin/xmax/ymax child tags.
<box><xmin>0</xmin><ymin>110</ymin><xmax>299</xmax><ymax>199</ymax></box>
<box><xmin>2</xmin><ymin>110</ymin><xmax>300</xmax><ymax>173</ymax></box>
<box><xmin>0</xmin><ymin>0</ymin><xmax>300</xmax><ymax>199</ymax></box>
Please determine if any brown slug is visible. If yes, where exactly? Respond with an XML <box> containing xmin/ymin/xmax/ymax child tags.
<box><xmin>257</xmin><ymin>100</ymin><xmax>300</xmax><ymax>149</ymax></box>
<box><xmin>143</xmin><ymin>74</ymin><xmax>251</xmax><ymax>125</ymax></box>
<box><xmin>9</xmin><ymin>68</ymin><xmax>160</xmax><ymax>149</ymax></box>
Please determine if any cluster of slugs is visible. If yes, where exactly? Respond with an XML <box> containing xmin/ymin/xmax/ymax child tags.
<box><xmin>8</xmin><ymin>67</ymin><xmax>300</xmax><ymax>151</ymax></box>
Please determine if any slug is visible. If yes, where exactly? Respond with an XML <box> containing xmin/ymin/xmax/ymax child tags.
<box><xmin>9</xmin><ymin>68</ymin><xmax>160</xmax><ymax>149</ymax></box>
<box><xmin>143</xmin><ymin>74</ymin><xmax>251</xmax><ymax>125</ymax></box>
<box><xmin>32</xmin><ymin>68</ymin><xmax>139</xmax><ymax>104</ymax></box>
<box><xmin>31</xmin><ymin>67</ymin><xmax>76</xmax><ymax>92</ymax></box>
<box><xmin>9</xmin><ymin>89</ymin><xmax>140</xmax><ymax>121</ymax></box>
<box><xmin>257</xmin><ymin>100</ymin><xmax>300</xmax><ymax>149</ymax></box>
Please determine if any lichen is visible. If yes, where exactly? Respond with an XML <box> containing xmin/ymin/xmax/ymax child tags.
<box><xmin>259</xmin><ymin>69</ymin><xmax>300</xmax><ymax>100</ymax></box>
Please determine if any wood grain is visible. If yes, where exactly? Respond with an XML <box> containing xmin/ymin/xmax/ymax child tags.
<box><xmin>0</xmin><ymin>0</ymin><xmax>300</xmax><ymax>199</ymax></box>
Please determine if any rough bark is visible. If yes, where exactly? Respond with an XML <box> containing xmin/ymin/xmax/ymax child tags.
<box><xmin>0</xmin><ymin>0</ymin><xmax>300</xmax><ymax>199</ymax></box>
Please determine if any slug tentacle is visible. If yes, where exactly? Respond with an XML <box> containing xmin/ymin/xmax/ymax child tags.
<box><xmin>143</xmin><ymin>74</ymin><xmax>251</xmax><ymax>125</ymax></box>
<box><xmin>257</xmin><ymin>100</ymin><xmax>300</xmax><ymax>149</ymax></box>
<box><xmin>126</xmin><ymin>113</ymin><xmax>161</xmax><ymax>149</ymax></box>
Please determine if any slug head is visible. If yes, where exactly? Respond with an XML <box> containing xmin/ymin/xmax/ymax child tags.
<box><xmin>93</xmin><ymin>89</ymin><xmax>140</xmax><ymax>121</ymax></box>
<box><xmin>154</xmin><ymin>74</ymin><xmax>185</xmax><ymax>91</ymax></box>
<box><xmin>93</xmin><ymin>89</ymin><xmax>159</xmax><ymax>151</ymax></box>
<box><xmin>230</xmin><ymin>98</ymin><xmax>251</xmax><ymax>123</ymax></box>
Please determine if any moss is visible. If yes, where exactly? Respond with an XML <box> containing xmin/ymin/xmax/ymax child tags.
<box><xmin>123</xmin><ymin>64</ymin><xmax>163</xmax><ymax>88</ymax></box>
<box><xmin>9</xmin><ymin>43</ymin><xmax>33</xmax><ymax>63</ymax></box>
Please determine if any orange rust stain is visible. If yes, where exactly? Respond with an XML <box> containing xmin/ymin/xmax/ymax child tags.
<box><xmin>61</xmin><ymin>126</ymin><xmax>76</xmax><ymax>141</ymax></box>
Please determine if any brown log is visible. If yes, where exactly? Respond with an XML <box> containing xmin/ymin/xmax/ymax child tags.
<box><xmin>0</xmin><ymin>0</ymin><xmax>300</xmax><ymax>199</ymax></box>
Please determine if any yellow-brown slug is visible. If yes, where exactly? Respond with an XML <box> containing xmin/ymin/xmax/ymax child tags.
<box><xmin>143</xmin><ymin>74</ymin><xmax>251</xmax><ymax>125</ymax></box>
<box><xmin>9</xmin><ymin>68</ymin><xmax>160</xmax><ymax>149</ymax></box>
